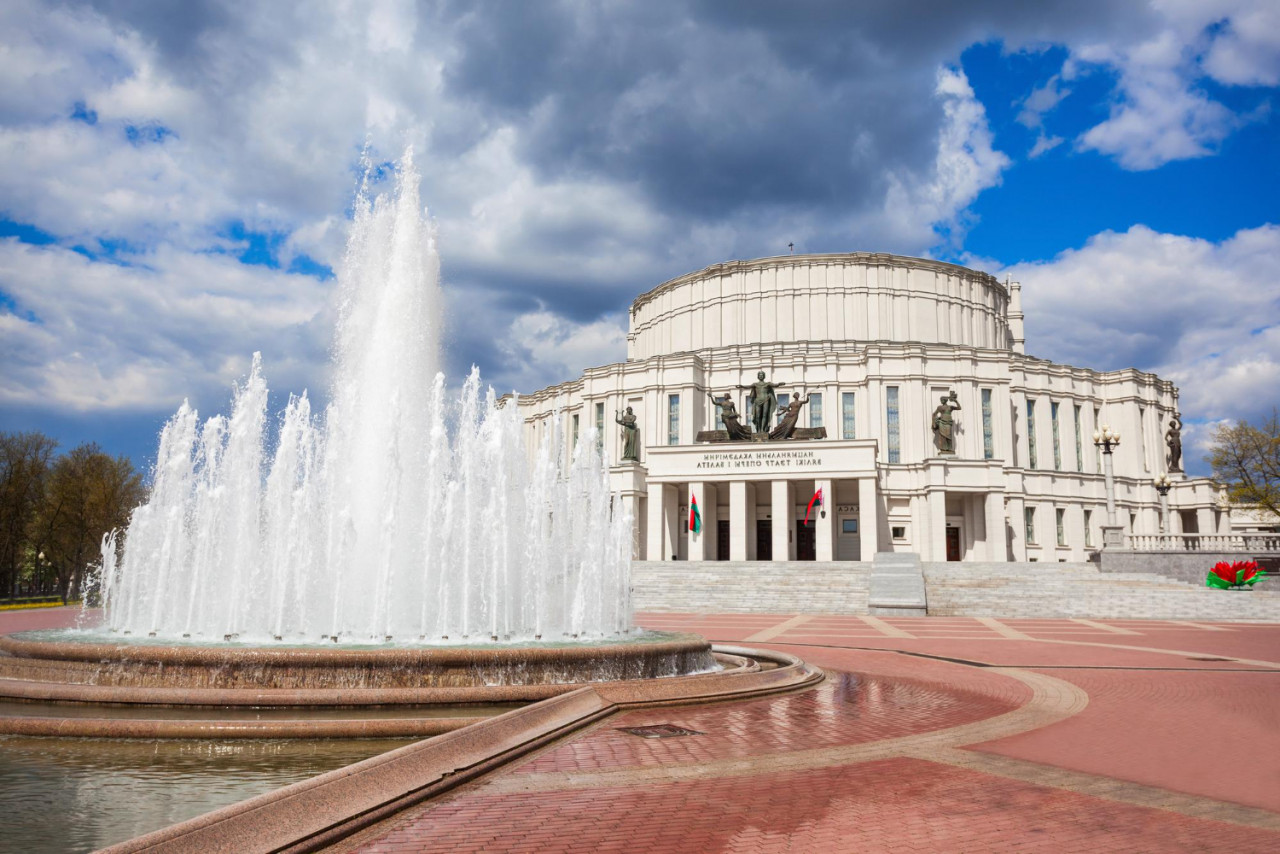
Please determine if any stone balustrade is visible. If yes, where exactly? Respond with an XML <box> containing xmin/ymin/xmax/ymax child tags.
<box><xmin>1126</xmin><ymin>533</ymin><xmax>1280</xmax><ymax>552</ymax></box>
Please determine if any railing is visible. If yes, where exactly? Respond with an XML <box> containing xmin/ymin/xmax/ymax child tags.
<box><xmin>1125</xmin><ymin>533</ymin><xmax>1280</xmax><ymax>552</ymax></box>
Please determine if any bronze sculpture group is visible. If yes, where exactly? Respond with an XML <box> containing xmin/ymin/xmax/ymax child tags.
<box><xmin>622</xmin><ymin>372</ymin><xmax>975</xmax><ymax>458</ymax></box>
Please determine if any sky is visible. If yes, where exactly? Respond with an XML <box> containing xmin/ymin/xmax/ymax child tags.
<box><xmin>1</xmin><ymin>0</ymin><xmax>1277</xmax><ymax>478</ymax></box>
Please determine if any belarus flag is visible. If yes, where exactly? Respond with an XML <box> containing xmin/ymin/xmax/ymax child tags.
<box><xmin>689</xmin><ymin>495</ymin><xmax>702</xmax><ymax>534</ymax></box>
<box><xmin>803</xmin><ymin>488</ymin><xmax>823</xmax><ymax>526</ymax></box>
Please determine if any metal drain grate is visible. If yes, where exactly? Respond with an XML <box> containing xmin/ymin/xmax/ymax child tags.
<box><xmin>617</xmin><ymin>724</ymin><xmax>705</xmax><ymax>739</ymax></box>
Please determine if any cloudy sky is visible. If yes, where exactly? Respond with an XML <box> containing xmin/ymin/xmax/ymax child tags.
<box><xmin>1</xmin><ymin>0</ymin><xmax>1277</xmax><ymax>475</ymax></box>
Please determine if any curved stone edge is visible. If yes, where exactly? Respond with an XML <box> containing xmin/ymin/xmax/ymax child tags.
<box><xmin>0</xmin><ymin>715</ymin><xmax>482</xmax><ymax>740</ymax></box>
<box><xmin>96</xmin><ymin>646</ymin><xmax>821</xmax><ymax>854</ymax></box>
<box><xmin>0</xmin><ymin>652</ymin><xmax>756</xmax><ymax>711</ymax></box>
<box><xmin>0</xmin><ymin>632</ymin><xmax>708</xmax><ymax>666</ymax></box>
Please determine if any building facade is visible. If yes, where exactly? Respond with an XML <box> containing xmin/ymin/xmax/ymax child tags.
<box><xmin>516</xmin><ymin>253</ymin><xmax>1226</xmax><ymax>563</ymax></box>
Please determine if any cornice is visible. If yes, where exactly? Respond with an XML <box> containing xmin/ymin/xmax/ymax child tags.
<box><xmin>630</xmin><ymin>252</ymin><xmax>1004</xmax><ymax>315</ymax></box>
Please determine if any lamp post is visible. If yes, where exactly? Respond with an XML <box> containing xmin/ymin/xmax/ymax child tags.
<box><xmin>1154</xmin><ymin>474</ymin><xmax>1172</xmax><ymax>537</ymax></box>
<box><xmin>1093</xmin><ymin>424</ymin><xmax>1123</xmax><ymax>548</ymax></box>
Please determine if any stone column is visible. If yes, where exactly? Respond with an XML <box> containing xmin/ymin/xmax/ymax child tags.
<box><xmin>729</xmin><ymin>481</ymin><xmax>751</xmax><ymax>561</ymax></box>
<box><xmin>1196</xmin><ymin>507</ymin><xmax>1215</xmax><ymax>542</ymax></box>
<box><xmin>858</xmin><ymin>476</ymin><xmax>880</xmax><ymax>558</ymax></box>
<box><xmin>688</xmin><ymin>481</ymin><xmax>717</xmax><ymax>561</ymax></box>
<box><xmin>645</xmin><ymin>483</ymin><xmax>678</xmax><ymax>561</ymax></box>
<box><xmin>814</xmin><ymin>477</ymin><xmax>835</xmax><ymax>561</ymax></box>
<box><xmin>771</xmin><ymin>480</ymin><xmax>794</xmax><ymax>561</ymax></box>
<box><xmin>985</xmin><ymin>492</ymin><xmax>1006</xmax><ymax>561</ymax></box>
<box><xmin>929</xmin><ymin>489</ymin><xmax>947</xmax><ymax>562</ymax></box>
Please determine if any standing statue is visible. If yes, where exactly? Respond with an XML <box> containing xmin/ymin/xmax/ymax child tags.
<box><xmin>615</xmin><ymin>406</ymin><xmax>639</xmax><ymax>462</ymax></box>
<box><xmin>1166</xmin><ymin>412</ymin><xmax>1183</xmax><ymax>472</ymax></box>
<box><xmin>769</xmin><ymin>393</ymin><xmax>810</xmax><ymax>441</ymax></box>
<box><xmin>931</xmin><ymin>390</ymin><xmax>961</xmax><ymax>454</ymax></box>
<box><xmin>739</xmin><ymin>371</ymin><xmax>785</xmax><ymax>435</ymax></box>
<box><xmin>708</xmin><ymin>392</ymin><xmax>752</xmax><ymax>441</ymax></box>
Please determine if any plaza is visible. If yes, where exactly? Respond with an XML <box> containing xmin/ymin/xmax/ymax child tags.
<box><xmin>6</xmin><ymin>605</ymin><xmax>1277</xmax><ymax>852</ymax></box>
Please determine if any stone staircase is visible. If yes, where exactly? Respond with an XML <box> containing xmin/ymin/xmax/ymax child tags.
<box><xmin>632</xmin><ymin>561</ymin><xmax>872</xmax><ymax>614</ymax></box>
<box><xmin>868</xmin><ymin>552</ymin><xmax>927</xmax><ymax>616</ymax></box>
<box><xmin>924</xmin><ymin>561</ymin><xmax>1280</xmax><ymax>621</ymax></box>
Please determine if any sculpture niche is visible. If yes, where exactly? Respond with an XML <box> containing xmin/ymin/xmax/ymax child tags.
<box><xmin>931</xmin><ymin>390</ymin><xmax>961</xmax><ymax>455</ymax></box>
<box><xmin>697</xmin><ymin>371</ymin><xmax>827</xmax><ymax>443</ymax></box>
<box><xmin>1166</xmin><ymin>412</ymin><xmax>1182</xmax><ymax>472</ymax></box>
<box><xmin>615</xmin><ymin>406</ymin><xmax>640</xmax><ymax>462</ymax></box>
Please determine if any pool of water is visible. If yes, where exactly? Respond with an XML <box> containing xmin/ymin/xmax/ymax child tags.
<box><xmin>0</xmin><ymin>736</ymin><xmax>415</xmax><ymax>853</ymax></box>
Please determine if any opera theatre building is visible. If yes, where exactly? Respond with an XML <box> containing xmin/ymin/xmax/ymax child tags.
<box><xmin>517</xmin><ymin>253</ymin><xmax>1226</xmax><ymax>564</ymax></box>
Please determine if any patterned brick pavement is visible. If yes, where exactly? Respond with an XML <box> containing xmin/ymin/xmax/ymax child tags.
<box><xmin>339</xmin><ymin>614</ymin><xmax>1280</xmax><ymax>853</ymax></box>
<box><xmin>357</xmin><ymin>759</ymin><xmax>1280</xmax><ymax>853</ymax></box>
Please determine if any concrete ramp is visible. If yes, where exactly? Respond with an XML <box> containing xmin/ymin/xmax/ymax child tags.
<box><xmin>868</xmin><ymin>552</ymin><xmax>927</xmax><ymax>616</ymax></box>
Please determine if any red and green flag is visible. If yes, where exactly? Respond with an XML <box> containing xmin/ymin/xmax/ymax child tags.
<box><xmin>803</xmin><ymin>488</ymin><xmax>823</xmax><ymax>526</ymax></box>
<box><xmin>689</xmin><ymin>495</ymin><xmax>702</xmax><ymax>534</ymax></box>
<box><xmin>1206</xmin><ymin>560</ymin><xmax>1263</xmax><ymax>589</ymax></box>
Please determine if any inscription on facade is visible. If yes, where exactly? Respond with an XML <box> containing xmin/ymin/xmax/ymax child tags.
<box><xmin>694</xmin><ymin>449</ymin><xmax>824</xmax><ymax>470</ymax></box>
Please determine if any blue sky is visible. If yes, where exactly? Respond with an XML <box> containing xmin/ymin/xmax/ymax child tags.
<box><xmin>1</xmin><ymin>0</ymin><xmax>1277</xmax><ymax>476</ymax></box>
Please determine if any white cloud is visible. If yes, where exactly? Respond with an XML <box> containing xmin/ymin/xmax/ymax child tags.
<box><xmin>1027</xmin><ymin>134</ymin><xmax>1064</xmax><ymax>158</ymax></box>
<box><xmin>1037</xmin><ymin>1</ymin><xmax>1280</xmax><ymax>170</ymax></box>
<box><xmin>498</xmin><ymin>310</ymin><xmax>627</xmax><ymax>394</ymax></box>
<box><xmin>882</xmin><ymin>67</ymin><xmax>1011</xmax><ymax>248</ymax></box>
<box><xmin>0</xmin><ymin>238</ymin><xmax>331</xmax><ymax>412</ymax></box>
<box><xmin>1005</xmin><ymin>224</ymin><xmax>1280</xmax><ymax>435</ymax></box>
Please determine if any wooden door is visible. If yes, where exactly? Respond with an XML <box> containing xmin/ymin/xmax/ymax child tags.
<box><xmin>716</xmin><ymin>520</ymin><xmax>731</xmax><ymax>561</ymax></box>
<box><xmin>756</xmin><ymin>520</ymin><xmax>772</xmax><ymax>561</ymax></box>
<box><xmin>796</xmin><ymin>521</ymin><xmax>816</xmax><ymax>561</ymax></box>
<box><xmin>946</xmin><ymin>526</ymin><xmax>962</xmax><ymax>561</ymax></box>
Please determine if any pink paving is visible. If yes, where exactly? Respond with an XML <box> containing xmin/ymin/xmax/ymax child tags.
<box><xmin>344</xmin><ymin>613</ymin><xmax>1280</xmax><ymax>853</ymax></box>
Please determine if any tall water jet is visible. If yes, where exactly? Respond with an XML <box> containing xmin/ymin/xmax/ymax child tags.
<box><xmin>98</xmin><ymin>151</ymin><xmax>633</xmax><ymax>645</ymax></box>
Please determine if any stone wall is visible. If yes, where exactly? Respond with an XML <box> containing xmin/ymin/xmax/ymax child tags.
<box><xmin>1099</xmin><ymin>550</ymin><xmax>1280</xmax><ymax>586</ymax></box>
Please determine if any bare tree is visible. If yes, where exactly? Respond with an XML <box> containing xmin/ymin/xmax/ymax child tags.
<box><xmin>0</xmin><ymin>432</ymin><xmax>58</xmax><ymax>597</ymax></box>
<box><xmin>1208</xmin><ymin>410</ymin><xmax>1280</xmax><ymax>520</ymax></box>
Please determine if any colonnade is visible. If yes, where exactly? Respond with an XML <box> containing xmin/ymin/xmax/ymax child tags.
<box><xmin>644</xmin><ymin>476</ymin><xmax>881</xmax><ymax>562</ymax></box>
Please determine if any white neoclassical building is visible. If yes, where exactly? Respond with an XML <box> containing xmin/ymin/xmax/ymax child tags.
<box><xmin>516</xmin><ymin>252</ymin><xmax>1226</xmax><ymax>563</ymax></box>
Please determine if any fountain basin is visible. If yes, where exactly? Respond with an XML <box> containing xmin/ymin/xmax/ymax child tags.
<box><xmin>0</xmin><ymin>630</ymin><xmax>716</xmax><ymax>691</ymax></box>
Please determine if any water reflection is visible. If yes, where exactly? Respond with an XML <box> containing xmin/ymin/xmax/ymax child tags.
<box><xmin>0</xmin><ymin>736</ymin><xmax>412</xmax><ymax>853</ymax></box>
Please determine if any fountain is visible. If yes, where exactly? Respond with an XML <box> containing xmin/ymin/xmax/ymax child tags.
<box><xmin>0</xmin><ymin>152</ymin><xmax>817</xmax><ymax>743</ymax></box>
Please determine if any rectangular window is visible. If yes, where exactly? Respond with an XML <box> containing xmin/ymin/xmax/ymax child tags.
<box><xmin>595</xmin><ymin>402</ymin><xmax>605</xmax><ymax>450</ymax></box>
<box><xmin>809</xmin><ymin>392</ymin><xmax>823</xmax><ymax>428</ymax></box>
<box><xmin>1026</xmin><ymin>399</ymin><xmax>1038</xmax><ymax>470</ymax></box>
<box><xmin>891</xmin><ymin>525</ymin><xmax>907</xmax><ymax>540</ymax></box>
<box><xmin>572</xmin><ymin>413</ymin><xmax>580</xmax><ymax>449</ymax></box>
<box><xmin>667</xmin><ymin>394</ymin><xmax>680</xmax><ymax>445</ymax></box>
<box><xmin>1074</xmin><ymin>404</ymin><xmax>1083</xmax><ymax>472</ymax></box>
<box><xmin>886</xmin><ymin>387</ymin><xmax>901</xmax><ymax>463</ymax></box>
<box><xmin>1084</xmin><ymin>509</ymin><xmax>1093</xmax><ymax>547</ymax></box>
<box><xmin>1025</xmin><ymin>507</ymin><xmax>1036</xmax><ymax>544</ymax></box>
<box><xmin>1056</xmin><ymin>508</ymin><xmax>1066</xmax><ymax>546</ymax></box>
<box><xmin>776</xmin><ymin>393</ymin><xmax>790</xmax><ymax>425</ymax></box>
<box><xmin>1093</xmin><ymin>408</ymin><xmax>1102</xmax><ymax>473</ymax></box>
<box><xmin>981</xmin><ymin>389</ymin><xmax>994</xmax><ymax>460</ymax></box>
<box><xmin>1139</xmin><ymin>406</ymin><xmax>1149</xmax><ymax>470</ymax></box>
<box><xmin>842</xmin><ymin>519</ymin><xmax>858</xmax><ymax>534</ymax></box>
<box><xmin>842</xmin><ymin>392</ymin><xmax>856</xmax><ymax>439</ymax></box>
<box><xmin>1051</xmin><ymin>401</ymin><xmax>1062</xmax><ymax>470</ymax></box>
